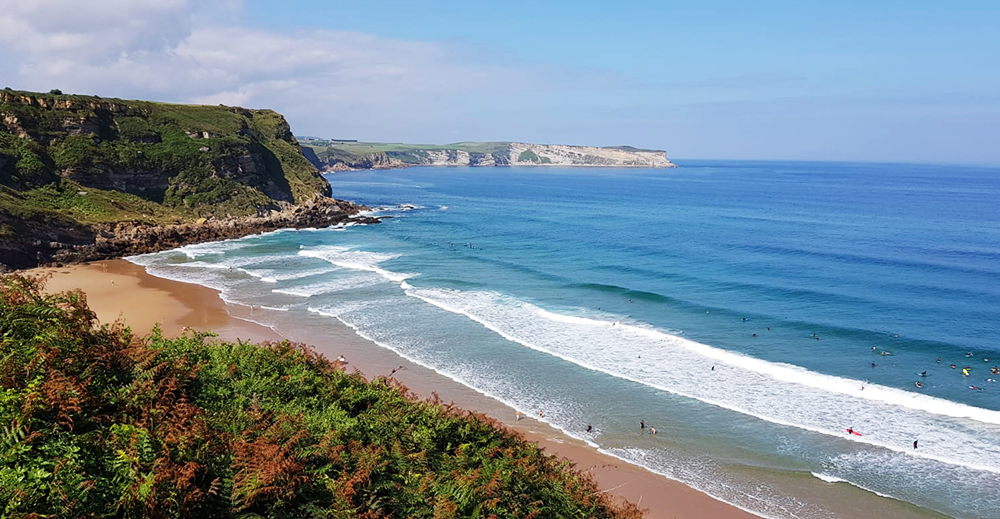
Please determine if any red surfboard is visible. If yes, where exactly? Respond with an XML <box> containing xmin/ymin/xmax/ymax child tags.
<box><xmin>846</xmin><ymin>429</ymin><xmax>862</xmax><ymax>436</ymax></box>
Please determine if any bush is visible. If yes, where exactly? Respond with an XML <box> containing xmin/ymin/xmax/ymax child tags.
<box><xmin>0</xmin><ymin>274</ymin><xmax>644</xmax><ymax>518</ymax></box>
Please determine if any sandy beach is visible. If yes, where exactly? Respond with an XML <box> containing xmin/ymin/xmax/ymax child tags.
<box><xmin>34</xmin><ymin>259</ymin><xmax>759</xmax><ymax>519</ymax></box>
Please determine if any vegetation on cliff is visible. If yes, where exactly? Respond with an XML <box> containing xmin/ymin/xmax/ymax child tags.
<box><xmin>0</xmin><ymin>89</ymin><xmax>339</xmax><ymax>269</ymax></box>
<box><xmin>0</xmin><ymin>274</ymin><xmax>643</xmax><ymax>518</ymax></box>
<box><xmin>299</xmin><ymin>138</ymin><xmax>672</xmax><ymax>170</ymax></box>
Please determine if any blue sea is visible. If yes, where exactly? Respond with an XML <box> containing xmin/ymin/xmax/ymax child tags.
<box><xmin>129</xmin><ymin>161</ymin><xmax>1000</xmax><ymax>519</ymax></box>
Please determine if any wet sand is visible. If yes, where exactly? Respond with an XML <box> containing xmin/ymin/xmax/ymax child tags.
<box><xmin>33</xmin><ymin>259</ymin><xmax>759</xmax><ymax>519</ymax></box>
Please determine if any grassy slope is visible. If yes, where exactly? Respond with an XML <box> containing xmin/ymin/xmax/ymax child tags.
<box><xmin>0</xmin><ymin>274</ymin><xmax>643</xmax><ymax>518</ymax></box>
<box><xmin>0</xmin><ymin>89</ymin><xmax>330</xmax><ymax>227</ymax></box>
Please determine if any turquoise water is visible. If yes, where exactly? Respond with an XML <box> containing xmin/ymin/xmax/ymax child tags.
<box><xmin>130</xmin><ymin>162</ymin><xmax>1000</xmax><ymax>518</ymax></box>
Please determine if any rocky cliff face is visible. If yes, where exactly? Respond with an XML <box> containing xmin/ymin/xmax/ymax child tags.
<box><xmin>506</xmin><ymin>143</ymin><xmax>675</xmax><ymax>167</ymax></box>
<box><xmin>0</xmin><ymin>89</ymin><xmax>331</xmax><ymax>207</ymax></box>
<box><xmin>0</xmin><ymin>89</ymin><xmax>357</xmax><ymax>271</ymax></box>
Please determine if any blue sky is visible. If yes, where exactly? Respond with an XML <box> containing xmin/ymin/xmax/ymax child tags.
<box><xmin>1</xmin><ymin>0</ymin><xmax>998</xmax><ymax>163</ymax></box>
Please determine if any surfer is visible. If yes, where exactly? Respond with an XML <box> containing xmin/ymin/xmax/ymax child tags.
<box><xmin>920</xmin><ymin>371</ymin><xmax>927</xmax><ymax>377</ymax></box>
<box><xmin>970</xmin><ymin>385</ymin><xmax>983</xmax><ymax>391</ymax></box>
<box><xmin>966</xmin><ymin>352</ymin><xmax>973</xmax><ymax>358</ymax></box>
<box><xmin>752</xmin><ymin>333</ymin><xmax>758</xmax><ymax>337</ymax></box>
<box><xmin>913</xmin><ymin>440</ymin><xmax>918</xmax><ymax>449</ymax></box>
<box><xmin>963</xmin><ymin>368</ymin><xmax>970</xmax><ymax>376</ymax></box>
<box><xmin>936</xmin><ymin>357</ymin><xmax>941</xmax><ymax>363</ymax></box>
<box><xmin>586</xmin><ymin>424</ymin><xmax>593</xmax><ymax>433</ymax></box>
<box><xmin>991</xmin><ymin>366</ymin><xmax>999</xmax><ymax>375</ymax></box>
<box><xmin>872</xmin><ymin>346</ymin><xmax>877</xmax><ymax>352</ymax></box>
<box><xmin>950</xmin><ymin>364</ymin><xmax>957</xmax><ymax>369</ymax></box>
<box><xmin>767</xmin><ymin>326</ymin><xmax>771</xmax><ymax>331</ymax></box>
<box><xmin>847</xmin><ymin>427</ymin><xmax>854</xmax><ymax>435</ymax></box>
<box><xmin>742</xmin><ymin>317</ymin><xmax>747</xmax><ymax>322</ymax></box>
<box><xmin>915</xmin><ymin>381</ymin><xmax>923</xmax><ymax>388</ymax></box>
<box><xmin>711</xmin><ymin>366</ymin><xmax>715</xmax><ymax>371</ymax></box>
<box><xmin>871</xmin><ymin>362</ymin><xmax>877</xmax><ymax>368</ymax></box>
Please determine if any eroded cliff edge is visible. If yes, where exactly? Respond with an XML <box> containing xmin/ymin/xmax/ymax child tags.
<box><xmin>300</xmin><ymin>140</ymin><xmax>678</xmax><ymax>171</ymax></box>
<box><xmin>0</xmin><ymin>89</ymin><xmax>373</xmax><ymax>270</ymax></box>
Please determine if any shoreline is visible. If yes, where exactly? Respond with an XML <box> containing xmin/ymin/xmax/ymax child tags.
<box><xmin>34</xmin><ymin>259</ymin><xmax>759</xmax><ymax>519</ymax></box>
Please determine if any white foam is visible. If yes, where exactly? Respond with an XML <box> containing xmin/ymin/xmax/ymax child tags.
<box><xmin>810</xmin><ymin>472</ymin><xmax>896</xmax><ymax>499</ymax></box>
<box><xmin>273</xmin><ymin>274</ymin><xmax>384</xmax><ymax>297</ymax></box>
<box><xmin>298</xmin><ymin>245</ymin><xmax>415</xmax><ymax>283</ymax></box>
<box><xmin>811</xmin><ymin>472</ymin><xmax>845</xmax><ymax>484</ymax></box>
<box><xmin>402</xmin><ymin>286</ymin><xmax>1000</xmax><ymax>475</ymax></box>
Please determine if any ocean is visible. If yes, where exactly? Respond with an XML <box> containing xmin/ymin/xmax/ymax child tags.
<box><xmin>128</xmin><ymin>161</ymin><xmax>1000</xmax><ymax>519</ymax></box>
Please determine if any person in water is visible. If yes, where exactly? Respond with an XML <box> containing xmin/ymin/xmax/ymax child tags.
<box><xmin>915</xmin><ymin>381</ymin><xmax>923</xmax><ymax>388</ymax></box>
<box><xmin>649</xmin><ymin>427</ymin><xmax>657</xmax><ymax>435</ymax></box>
<box><xmin>913</xmin><ymin>440</ymin><xmax>918</xmax><ymax>449</ymax></box>
<box><xmin>640</xmin><ymin>420</ymin><xmax>645</xmax><ymax>429</ymax></box>
<box><xmin>586</xmin><ymin>424</ymin><xmax>593</xmax><ymax>433</ymax></box>
<box><xmin>711</xmin><ymin>366</ymin><xmax>715</xmax><ymax>371</ymax></box>
<box><xmin>847</xmin><ymin>427</ymin><xmax>854</xmax><ymax>435</ymax></box>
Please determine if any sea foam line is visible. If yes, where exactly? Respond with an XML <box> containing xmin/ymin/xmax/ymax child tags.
<box><xmin>400</xmin><ymin>286</ymin><xmax>1000</xmax><ymax>475</ymax></box>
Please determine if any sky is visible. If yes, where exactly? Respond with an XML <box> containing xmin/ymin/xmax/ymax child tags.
<box><xmin>0</xmin><ymin>0</ymin><xmax>998</xmax><ymax>163</ymax></box>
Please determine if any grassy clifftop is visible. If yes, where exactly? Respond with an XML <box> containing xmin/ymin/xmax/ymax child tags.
<box><xmin>0</xmin><ymin>89</ymin><xmax>336</xmax><ymax>269</ymax></box>
<box><xmin>0</xmin><ymin>274</ymin><xmax>643</xmax><ymax>518</ymax></box>
<box><xmin>1</xmin><ymin>89</ymin><xmax>330</xmax><ymax>221</ymax></box>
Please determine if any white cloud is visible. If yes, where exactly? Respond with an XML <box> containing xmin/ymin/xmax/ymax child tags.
<box><xmin>0</xmin><ymin>1</ymin><xmax>534</xmax><ymax>140</ymax></box>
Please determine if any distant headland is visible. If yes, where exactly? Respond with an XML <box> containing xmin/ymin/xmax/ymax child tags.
<box><xmin>298</xmin><ymin>138</ymin><xmax>678</xmax><ymax>171</ymax></box>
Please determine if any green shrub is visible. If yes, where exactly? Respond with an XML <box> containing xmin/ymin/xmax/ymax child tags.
<box><xmin>0</xmin><ymin>274</ymin><xmax>645</xmax><ymax>518</ymax></box>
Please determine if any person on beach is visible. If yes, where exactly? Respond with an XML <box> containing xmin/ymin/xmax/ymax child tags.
<box><xmin>515</xmin><ymin>411</ymin><xmax>522</xmax><ymax>421</ymax></box>
<box><xmin>640</xmin><ymin>420</ymin><xmax>645</xmax><ymax>429</ymax></box>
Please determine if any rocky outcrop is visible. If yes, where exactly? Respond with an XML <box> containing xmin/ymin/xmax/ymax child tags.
<box><xmin>306</xmin><ymin>149</ymin><xmax>406</xmax><ymax>171</ymax></box>
<box><xmin>0</xmin><ymin>197</ymin><xmax>379</xmax><ymax>271</ymax></box>
<box><xmin>506</xmin><ymin>143</ymin><xmax>675</xmax><ymax>168</ymax></box>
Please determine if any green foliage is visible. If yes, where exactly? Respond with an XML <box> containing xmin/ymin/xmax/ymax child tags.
<box><xmin>0</xmin><ymin>275</ymin><xmax>644</xmax><ymax>519</ymax></box>
<box><xmin>518</xmin><ymin>150</ymin><xmax>540</xmax><ymax>163</ymax></box>
<box><xmin>0</xmin><ymin>88</ymin><xmax>330</xmax><ymax>222</ymax></box>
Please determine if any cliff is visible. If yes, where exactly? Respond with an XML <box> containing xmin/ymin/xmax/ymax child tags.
<box><xmin>300</xmin><ymin>140</ymin><xmax>677</xmax><ymax>170</ymax></box>
<box><xmin>0</xmin><ymin>89</ymin><xmax>367</xmax><ymax>270</ymax></box>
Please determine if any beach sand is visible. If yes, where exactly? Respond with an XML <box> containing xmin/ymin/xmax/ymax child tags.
<box><xmin>33</xmin><ymin>259</ymin><xmax>759</xmax><ymax>519</ymax></box>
